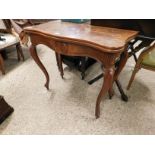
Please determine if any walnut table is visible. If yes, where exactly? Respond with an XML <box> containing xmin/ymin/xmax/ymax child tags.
<box><xmin>23</xmin><ymin>20</ymin><xmax>138</xmax><ymax>118</ymax></box>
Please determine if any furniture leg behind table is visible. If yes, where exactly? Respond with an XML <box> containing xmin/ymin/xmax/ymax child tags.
<box><xmin>0</xmin><ymin>53</ymin><xmax>5</xmax><ymax>74</ymax></box>
<box><xmin>57</xmin><ymin>53</ymin><xmax>64</xmax><ymax>78</ymax></box>
<box><xmin>16</xmin><ymin>43</ymin><xmax>25</xmax><ymax>61</ymax></box>
<box><xmin>55</xmin><ymin>53</ymin><xmax>64</xmax><ymax>78</ymax></box>
<box><xmin>88</xmin><ymin>45</ymin><xmax>130</xmax><ymax>101</ymax></box>
<box><xmin>113</xmin><ymin>46</ymin><xmax>130</xmax><ymax>101</ymax></box>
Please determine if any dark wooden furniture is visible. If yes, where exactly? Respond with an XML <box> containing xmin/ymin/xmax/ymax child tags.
<box><xmin>23</xmin><ymin>20</ymin><xmax>138</xmax><ymax>118</ymax></box>
<box><xmin>62</xmin><ymin>55</ymin><xmax>96</xmax><ymax>79</ymax></box>
<box><xmin>0</xmin><ymin>19</ymin><xmax>24</xmax><ymax>74</ymax></box>
<box><xmin>9</xmin><ymin>19</ymin><xmax>55</xmax><ymax>38</ymax></box>
<box><xmin>91</xmin><ymin>20</ymin><xmax>155</xmax><ymax>37</ymax></box>
<box><xmin>89</xmin><ymin>20</ymin><xmax>155</xmax><ymax>86</ymax></box>
<box><xmin>0</xmin><ymin>95</ymin><xmax>14</xmax><ymax>124</ymax></box>
<box><xmin>127</xmin><ymin>42</ymin><xmax>155</xmax><ymax>89</ymax></box>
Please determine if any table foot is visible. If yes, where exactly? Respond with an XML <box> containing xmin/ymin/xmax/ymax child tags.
<box><xmin>108</xmin><ymin>88</ymin><xmax>114</xmax><ymax>99</ymax></box>
<box><xmin>45</xmin><ymin>83</ymin><xmax>49</xmax><ymax>90</ymax></box>
<box><xmin>81</xmin><ymin>72</ymin><xmax>85</xmax><ymax>80</ymax></box>
<box><xmin>95</xmin><ymin>113</ymin><xmax>100</xmax><ymax>119</ymax></box>
<box><xmin>60</xmin><ymin>73</ymin><xmax>64</xmax><ymax>79</ymax></box>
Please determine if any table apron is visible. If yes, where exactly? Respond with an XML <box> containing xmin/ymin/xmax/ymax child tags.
<box><xmin>29</xmin><ymin>33</ymin><xmax>121</xmax><ymax>67</ymax></box>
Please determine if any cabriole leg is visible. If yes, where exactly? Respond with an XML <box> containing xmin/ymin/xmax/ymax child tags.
<box><xmin>29</xmin><ymin>45</ymin><xmax>50</xmax><ymax>90</ymax></box>
<box><xmin>95</xmin><ymin>66</ymin><xmax>115</xmax><ymax>118</ymax></box>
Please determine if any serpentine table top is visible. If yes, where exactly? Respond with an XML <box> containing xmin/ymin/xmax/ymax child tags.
<box><xmin>23</xmin><ymin>20</ymin><xmax>138</xmax><ymax>118</ymax></box>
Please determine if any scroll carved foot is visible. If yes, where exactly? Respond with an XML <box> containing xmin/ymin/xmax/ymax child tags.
<box><xmin>29</xmin><ymin>45</ymin><xmax>50</xmax><ymax>90</ymax></box>
<box><xmin>95</xmin><ymin>67</ymin><xmax>115</xmax><ymax>118</ymax></box>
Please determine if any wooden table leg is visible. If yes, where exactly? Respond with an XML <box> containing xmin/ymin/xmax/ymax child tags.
<box><xmin>95</xmin><ymin>66</ymin><xmax>115</xmax><ymax>118</ymax></box>
<box><xmin>29</xmin><ymin>44</ymin><xmax>50</xmax><ymax>90</ymax></box>
<box><xmin>114</xmin><ymin>50</ymin><xmax>129</xmax><ymax>81</ymax></box>
<box><xmin>0</xmin><ymin>53</ymin><xmax>5</xmax><ymax>74</ymax></box>
<box><xmin>80</xmin><ymin>57</ymin><xmax>87</xmax><ymax>80</ymax></box>
<box><xmin>113</xmin><ymin>49</ymin><xmax>129</xmax><ymax>101</ymax></box>
<box><xmin>108</xmin><ymin>88</ymin><xmax>114</xmax><ymax>99</ymax></box>
<box><xmin>55</xmin><ymin>53</ymin><xmax>64</xmax><ymax>78</ymax></box>
<box><xmin>55</xmin><ymin>52</ymin><xmax>59</xmax><ymax>69</ymax></box>
<box><xmin>16</xmin><ymin>44</ymin><xmax>21</xmax><ymax>61</ymax></box>
<box><xmin>57</xmin><ymin>54</ymin><xmax>64</xmax><ymax>79</ymax></box>
<box><xmin>16</xmin><ymin>43</ymin><xmax>25</xmax><ymax>61</ymax></box>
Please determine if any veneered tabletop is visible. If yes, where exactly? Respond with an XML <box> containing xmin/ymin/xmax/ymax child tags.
<box><xmin>24</xmin><ymin>20</ymin><xmax>138</xmax><ymax>52</ymax></box>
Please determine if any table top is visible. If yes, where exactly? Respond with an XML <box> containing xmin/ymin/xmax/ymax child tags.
<box><xmin>24</xmin><ymin>20</ymin><xmax>138</xmax><ymax>52</ymax></box>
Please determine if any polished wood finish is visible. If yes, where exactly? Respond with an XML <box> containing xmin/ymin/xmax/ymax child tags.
<box><xmin>23</xmin><ymin>20</ymin><xmax>138</xmax><ymax>118</ymax></box>
<box><xmin>25</xmin><ymin>21</ymin><xmax>137</xmax><ymax>52</ymax></box>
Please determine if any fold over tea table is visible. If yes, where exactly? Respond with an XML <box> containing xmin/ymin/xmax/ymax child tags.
<box><xmin>23</xmin><ymin>20</ymin><xmax>138</xmax><ymax>118</ymax></box>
